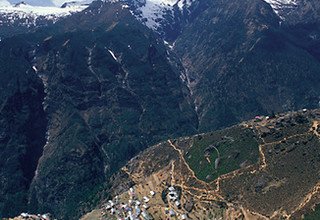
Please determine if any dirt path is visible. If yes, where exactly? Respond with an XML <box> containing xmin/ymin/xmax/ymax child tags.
<box><xmin>167</xmin><ymin>139</ymin><xmax>225</xmax><ymax>202</ymax></box>
<box><xmin>253</xmin><ymin>120</ymin><xmax>320</xmax><ymax>218</ymax></box>
<box><xmin>312</xmin><ymin>121</ymin><xmax>320</xmax><ymax>138</ymax></box>
<box><xmin>167</xmin><ymin>139</ymin><xmax>210</xmax><ymax>187</ymax></box>
<box><xmin>257</xmin><ymin>132</ymin><xmax>310</xmax><ymax>170</ymax></box>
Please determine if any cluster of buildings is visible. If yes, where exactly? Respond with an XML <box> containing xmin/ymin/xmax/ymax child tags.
<box><xmin>102</xmin><ymin>188</ymin><xmax>154</xmax><ymax>220</ymax></box>
<box><xmin>19</xmin><ymin>213</ymin><xmax>51</xmax><ymax>220</ymax></box>
<box><xmin>103</xmin><ymin>185</ymin><xmax>190</xmax><ymax>220</ymax></box>
<box><xmin>165</xmin><ymin>186</ymin><xmax>188</xmax><ymax>220</ymax></box>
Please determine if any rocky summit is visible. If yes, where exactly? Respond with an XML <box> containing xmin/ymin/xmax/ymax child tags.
<box><xmin>0</xmin><ymin>0</ymin><xmax>319</xmax><ymax>219</ymax></box>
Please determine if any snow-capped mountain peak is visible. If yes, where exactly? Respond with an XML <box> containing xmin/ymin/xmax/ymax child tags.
<box><xmin>0</xmin><ymin>0</ymin><xmax>89</xmax><ymax>32</ymax></box>
<box><xmin>0</xmin><ymin>1</ymin><xmax>88</xmax><ymax>16</ymax></box>
<box><xmin>134</xmin><ymin>0</ymin><xmax>194</xmax><ymax>30</ymax></box>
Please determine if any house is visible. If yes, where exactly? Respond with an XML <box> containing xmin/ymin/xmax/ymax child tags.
<box><xmin>41</xmin><ymin>214</ymin><xmax>51</xmax><ymax>220</ymax></box>
<box><xmin>135</xmin><ymin>207</ymin><xmax>141</xmax><ymax>216</ymax></box>
<box><xmin>168</xmin><ymin>186</ymin><xmax>175</xmax><ymax>191</ymax></box>
<box><xmin>125</xmin><ymin>206</ymin><xmax>132</xmax><ymax>212</ymax></box>
<box><xmin>142</xmin><ymin>211</ymin><xmax>153</xmax><ymax>220</ymax></box>
<box><xmin>169</xmin><ymin>209</ymin><xmax>176</xmax><ymax>217</ymax></box>
<box><xmin>143</xmin><ymin>196</ymin><xmax>150</xmax><ymax>203</ymax></box>
<box><xmin>181</xmin><ymin>214</ymin><xmax>188</xmax><ymax>220</ymax></box>
<box><xmin>108</xmin><ymin>200</ymin><xmax>115</xmax><ymax>207</ymax></box>
<box><xmin>150</xmin><ymin>191</ymin><xmax>156</xmax><ymax>197</ymax></box>
<box><xmin>129</xmin><ymin>188</ymin><xmax>135</xmax><ymax>197</ymax></box>
<box><xmin>168</xmin><ymin>192</ymin><xmax>178</xmax><ymax>201</ymax></box>
<box><xmin>20</xmin><ymin>213</ymin><xmax>29</xmax><ymax>218</ymax></box>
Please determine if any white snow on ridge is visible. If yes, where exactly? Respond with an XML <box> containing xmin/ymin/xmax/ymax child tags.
<box><xmin>0</xmin><ymin>3</ymin><xmax>87</xmax><ymax>17</ymax></box>
<box><xmin>0</xmin><ymin>0</ymin><xmax>194</xmax><ymax>30</ymax></box>
<box><xmin>52</xmin><ymin>0</ymin><xmax>93</xmax><ymax>7</ymax></box>
<box><xmin>264</xmin><ymin>0</ymin><xmax>298</xmax><ymax>16</ymax></box>
<box><xmin>146</xmin><ymin>0</ymin><xmax>177</xmax><ymax>6</ymax></box>
<box><xmin>138</xmin><ymin>0</ymin><xmax>194</xmax><ymax>29</ymax></box>
<box><xmin>108</xmin><ymin>49</ymin><xmax>118</xmax><ymax>61</ymax></box>
<box><xmin>0</xmin><ymin>1</ymin><xmax>89</xmax><ymax>27</ymax></box>
<box><xmin>139</xmin><ymin>0</ymin><xmax>172</xmax><ymax>29</ymax></box>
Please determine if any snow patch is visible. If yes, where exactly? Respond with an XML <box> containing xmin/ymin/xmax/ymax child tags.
<box><xmin>108</xmin><ymin>49</ymin><xmax>118</xmax><ymax>61</ymax></box>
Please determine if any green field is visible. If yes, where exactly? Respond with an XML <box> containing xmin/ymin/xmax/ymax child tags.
<box><xmin>185</xmin><ymin>126</ymin><xmax>260</xmax><ymax>182</ymax></box>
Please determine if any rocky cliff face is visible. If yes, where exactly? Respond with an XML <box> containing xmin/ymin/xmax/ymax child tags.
<box><xmin>0</xmin><ymin>39</ymin><xmax>47</xmax><ymax>217</ymax></box>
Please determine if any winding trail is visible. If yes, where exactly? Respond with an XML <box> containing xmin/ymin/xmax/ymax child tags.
<box><xmin>168</xmin><ymin>119</ymin><xmax>320</xmax><ymax>219</ymax></box>
<box><xmin>167</xmin><ymin>139</ymin><xmax>210</xmax><ymax>187</ymax></box>
<box><xmin>121</xmin><ymin>117</ymin><xmax>320</xmax><ymax>219</ymax></box>
<box><xmin>257</xmin><ymin>132</ymin><xmax>310</xmax><ymax>170</ymax></box>
<box><xmin>254</xmin><ymin>120</ymin><xmax>320</xmax><ymax>219</ymax></box>
<box><xmin>167</xmin><ymin>139</ymin><xmax>225</xmax><ymax>201</ymax></box>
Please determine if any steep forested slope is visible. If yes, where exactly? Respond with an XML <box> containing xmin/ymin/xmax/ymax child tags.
<box><xmin>174</xmin><ymin>0</ymin><xmax>320</xmax><ymax>131</ymax></box>
<box><xmin>0</xmin><ymin>1</ymin><xmax>197</xmax><ymax>218</ymax></box>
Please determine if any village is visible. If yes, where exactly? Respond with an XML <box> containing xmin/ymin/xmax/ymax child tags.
<box><xmin>7</xmin><ymin>213</ymin><xmax>52</xmax><ymax>220</ymax></box>
<box><xmin>102</xmin><ymin>184</ymin><xmax>190</xmax><ymax>220</ymax></box>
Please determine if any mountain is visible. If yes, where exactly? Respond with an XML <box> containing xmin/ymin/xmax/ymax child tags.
<box><xmin>172</xmin><ymin>0</ymin><xmax>320</xmax><ymax>131</ymax></box>
<box><xmin>0</xmin><ymin>1</ymin><xmax>197</xmax><ymax>219</ymax></box>
<box><xmin>1</xmin><ymin>0</ymin><xmax>318</xmax><ymax>40</ymax></box>
<box><xmin>0</xmin><ymin>0</ymin><xmax>319</xmax><ymax>219</ymax></box>
<box><xmin>85</xmin><ymin>109</ymin><xmax>320</xmax><ymax>220</ymax></box>
<box><xmin>122</xmin><ymin>0</ymin><xmax>199</xmax><ymax>41</ymax></box>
